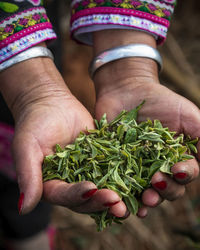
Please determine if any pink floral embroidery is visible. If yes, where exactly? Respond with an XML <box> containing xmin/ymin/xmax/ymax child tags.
<box><xmin>32</xmin><ymin>13</ymin><xmax>41</xmax><ymax>21</ymax></box>
<box><xmin>71</xmin><ymin>0</ymin><xmax>174</xmax><ymax>20</ymax></box>
<box><xmin>18</xmin><ymin>18</ymin><xmax>28</xmax><ymax>25</ymax></box>
<box><xmin>162</xmin><ymin>9</ymin><xmax>171</xmax><ymax>17</ymax></box>
<box><xmin>112</xmin><ymin>0</ymin><xmax>123</xmax><ymax>4</ymax></box>
<box><xmin>130</xmin><ymin>1</ymin><xmax>142</xmax><ymax>8</ymax></box>
<box><xmin>4</xmin><ymin>25</ymin><xmax>14</xmax><ymax>33</ymax></box>
<box><xmin>42</xmin><ymin>13</ymin><xmax>48</xmax><ymax>19</ymax></box>
<box><xmin>148</xmin><ymin>3</ymin><xmax>157</xmax><ymax>11</ymax></box>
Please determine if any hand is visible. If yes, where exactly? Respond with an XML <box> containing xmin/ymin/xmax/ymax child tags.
<box><xmin>93</xmin><ymin>30</ymin><xmax>200</xmax><ymax>218</ymax></box>
<box><xmin>0</xmin><ymin>55</ymin><xmax>125</xmax><ymax>216</ymax></box>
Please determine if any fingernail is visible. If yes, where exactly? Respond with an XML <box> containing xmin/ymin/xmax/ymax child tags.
<box><xmin>103</xmin><ymin>201</ymin><xmax>119</xmax><ymax>207</ymax></box>
<box><xmin>153</xmin><ymin>181</ymin><xmax>167</xmax><ymax>190</ymax></box>
<box><xmin>137</xmin><ymin>209</ymin><xmax>147</xmax><ymax>218</ymax></box>
<box><xmin>18</xmin><ymin>193</ymin><xmax>24</xmax><ymax>214</ymax></box>
<box><xmin>123</xmin><ymin>209</ymin><xmax>130</xmax><ymax>218</ymax></box>
<box><xmin>82</xmin><ymin>188</ymin><xmax>98</xmax><ymax>199</ymax></box>
<box><xmin>174</xmin><ymin>172</ymin><xmax>188</xmax><ymax>179</ymax></box>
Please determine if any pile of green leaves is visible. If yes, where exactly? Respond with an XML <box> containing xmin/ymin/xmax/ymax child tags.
<box><xmin>42</xmin><ymin>102</ymin><xmax>198</xmax><ymax>231</ymax></box>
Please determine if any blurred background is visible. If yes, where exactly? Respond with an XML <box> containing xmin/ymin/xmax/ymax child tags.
<box><xmin>47</xmin><ymin>0</ymin><xmax>200</xmax><ymax>249</ymax></box>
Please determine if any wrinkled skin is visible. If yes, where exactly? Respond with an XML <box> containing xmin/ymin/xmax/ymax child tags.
<box><xmin>95</xmin><ymin>80</ymin><xmax>200</xmax><ymax>216</ymax></box>
<box><xmin>1</xmin><ymin>40</ymin><xmax>199</xmax><ymax>219</ymax></box>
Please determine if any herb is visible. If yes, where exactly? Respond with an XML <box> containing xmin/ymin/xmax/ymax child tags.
<box><xmin>42</xmin><ymin>102</ymin><xmax>198</xmax><ymax>231</ymax></box>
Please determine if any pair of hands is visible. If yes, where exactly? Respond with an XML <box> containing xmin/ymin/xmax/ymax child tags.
<box><xmin>0</xmin><ymin>31</ymin><xmax>199</xmax><ymax>219</ymax></box>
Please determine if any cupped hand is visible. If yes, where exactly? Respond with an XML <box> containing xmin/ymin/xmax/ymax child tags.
<box><xmin>0</xmin><ymin>57</ymin><xmax>124</xmax><ymax>216</ymax></box>
<box><xmin>16</xmin><ymin>95</ymin><xmax>125</xmax><ymax>215</ymax></box>
<box><xmin>94</xmin><ymin>62</ymin><xmax>200</xmax><ymax>218</ymax></box>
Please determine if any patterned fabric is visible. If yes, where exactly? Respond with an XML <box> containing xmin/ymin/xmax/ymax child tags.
<box><xmin>0</xmin><ymin>0</ymin><xmax>56</xmax><ymax>63</ymax></box>
<box><xmin>1</xmin><ymin>7</ymin><xmax>49</xmax><ymax>40</ymax></box>
<box><xmin>71</xmin><ymin>0</ymin><xmax>174</xmax><ymax>20</ymax></box>
<box><xmin>70</xmin><ymin>0</ymin><xmax>177</xmax><ymax>45</ymax></box>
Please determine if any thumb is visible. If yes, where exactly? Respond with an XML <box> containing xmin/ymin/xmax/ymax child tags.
<box><xmin>180</xmin><ymin>101</ymin><xmax>200</xmax><ymax>161</ymax></box>
<box><xmin>13</xmin><ymin>131</ymin><xmax>43</xmax><ymax>214</ymax></box>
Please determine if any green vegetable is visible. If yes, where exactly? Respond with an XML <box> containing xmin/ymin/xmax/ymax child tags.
<box><xmin>42</xmin><ymin>101</ymin><xmax>198</xmax><ymax>231</ymax></box>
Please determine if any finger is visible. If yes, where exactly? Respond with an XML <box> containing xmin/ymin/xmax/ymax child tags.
<box><xmin>108</xmin><ymin>200</ymin><xmax>128</xmax><ymax>218</ymax></box>
<box><xmin>137</xmin><ymin>206</ymin><xmax>148</xmax><ymax>218</ymax></box>
<box><xmin>171</xmin><ymin>159</ymin><xmax>199</xmax><ymax>184</ymax></box>
<box><xmin>151</xmin><ymin>172</ymin><xmax>185</xmax><ymax>201</ymax></box>
<box><xmin>142</xmin><ymin>188</ymin><xmax>163</xmax><ymax>207</ymax></box>
<box><xmin>13</xmin><ymin>131</ymin><xmax>44</xmax><ymax>214</ymax></box>
<box><xmin>179</xmin><ymin>101</ymin><xmax>200</xmax><ymax>160</ymax></box>
<box><xmin>43</xmin><ymin>180</ymin><xmax>97</xmax><ymax>207</ymax></box>
<box><xmin>43</xmin><ymin>180</ymin><xmax>121</xmax><ymax>213</ymax></box>
<box><xmin>68</xmin><ymin>188</ymin><xmax>121</xmax><ymax>214</ymax></box>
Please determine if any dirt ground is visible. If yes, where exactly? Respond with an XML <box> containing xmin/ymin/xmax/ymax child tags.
<box><xmin>47</xmin><ymin>1</ymin><xmax>200</xmax><ymax>249</ymax></box>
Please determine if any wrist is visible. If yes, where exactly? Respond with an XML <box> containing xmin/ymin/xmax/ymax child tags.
<box><xmin>93</xmin><ymin>30</ymin><xmax>159</xmax><ymax>94</ymax></box>
<box><xmin>93</xmin><ymin>29</ymin><xmax>157</xmax><ymax>54</ymax></box>
<box><xmin>93</xmin><ymin>56</ymin><xmax>159</xmax><ymax>96</ymax></box>
<box><xmin>0</xmin><ymin>57</ymin><xmax>71</xmax><ymax>120</ymax></box>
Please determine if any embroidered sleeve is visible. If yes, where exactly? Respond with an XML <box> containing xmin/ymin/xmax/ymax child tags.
<box><xmin>70</xmin><ymin>0</ymin><xmax>177</xmax><ymax>45</ymax></box>
<box><xmin>0</xmin><ymin>0</ymin><xmax>57</xmax><ymax>64</ymax></box>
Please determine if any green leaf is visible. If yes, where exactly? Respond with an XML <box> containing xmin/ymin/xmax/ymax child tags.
<box><xmin>121</xmin><ymin>101</ymin><xmax>145</xmax><ymax>123</ymax></box>
<box><xmin>124</xmin><ymin>195</ymin><xmax>138</xmax><ymax>215</ymax></box>
<box><xmin>188</xmin><ymin>143</ymin><xmax>198</xmax><ymax>154</ymax></box>
<box><xmin>55</xmin><ymin>144</ymin><xmax>63</xmax><ymax>152</ymax></box>
<box><xmin>92</xmin><ymin>165</ymin><xmax>102</xmax><ymax>179</ymax></box>
<box><xmin>124</xmin><ymin>128</ymin><xmax>137</xmax><ymax>143</ymax></box>
<box><xmin>42</xmin><ymin>99</ymin><xmax>198</xmax><ymax>231</ymax></box>
<box><xmin>43</xmin><ymin>154</ymin><xmax>55</xmax><ymax>163</ymax></box>
<box><xmin>154</xmin><ymin>119</ymin><xmax>163</xmax><ymax>129</ymax></box>
<box><xmin>109</xmin><ymin>110</ymin><xmax>127</xmax><ymax>126</ymax></box>
<box><xmin>0</xmin><ymin>2</ymin><xmax>19</xmax><ymax>13</ymax></box>
<box><xmin>148</xmin><ymin>161</ymin><xmax>163</xmax><ymax>179</ymax></box>
<box><xmin>96</xmin><ymin>171</ymin><xmax>112</xmax><ymax>188</ymax></box>
<box><xmin>90</xmin><ymin>144</ymin><xmax>98</xmax><ymax>158</ymax></box>
<box><xmin>138</xmin><ymin>132</ymin><xmax>164</xmax><ymax>143</ymax></box>
<box><xmin>99</xmin><ymin>113</ymin><xmax>107</xmax><ymax>128</ymax></box>
<box><xmin>181</xmin><ymin>154</ymin><xmax>194</xmax><ymax>160</ymax></box>
<box><xmin>124</xmin><ymin>175</ymin><xmax>144</xmax><ymax>192</ymax></box>
<box><xmin>56</xmin><ymin>151</ymin><xmax>68</xmax><ymax>158</ymax></box>
<box><xmin>117</xmin><ymin>124</ymin><xmax>125</xmax><ymax>140</ymax></box>
<box><xmin>112</xmin><ymin>164</ymin><xmax>129</xmax><ymax>192</ymax></box>
<box><xmin>159</xmin><ymin>159</ymin><xmax>172</xmax><ymax>175</ymax></box>
<box><xmin>94</xmin><ymin>119</ymin><xmax>100</xmax><ymax>129</ymax></box>
<box><xmin>43</xmin><ymin>173</ymin><xmax>62</xmax><ymax>182</ymax></box>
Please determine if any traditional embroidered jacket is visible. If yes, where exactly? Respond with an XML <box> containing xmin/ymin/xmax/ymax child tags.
<box><xmin>70</xmin><ymin>0</ymin><xmax>176</xmax><ymax>45</ymax></box>
<box><xmin>0</xmin><ymin>0</ymin><xmax>56</xmax><ymax>64</ymax></box>
<box><xmin>0</xmin><ymin>0</ymin><xmax>176</xmax><ymax>64</ymax></box>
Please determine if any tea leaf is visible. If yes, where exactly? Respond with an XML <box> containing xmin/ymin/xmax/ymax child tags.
<box><xmin>42</xmin><ymin>101</ymin><xmax>198</xmax><ymax>231</ymax></box>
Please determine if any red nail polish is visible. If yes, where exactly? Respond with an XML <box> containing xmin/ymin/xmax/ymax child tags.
<box><xmin>18</xmin><ymin>193</ymin><xmax>24</xmax><ymax>214</ymax></box>
<box><xmin>103</xmin><ymin>201</ymin><xmax>119</xmax><ymax>207</ymax></box>
<box><xmin>82</xmin><ymin>189</ymin><xmax>98</xmax><ymax>199</ymax></box>
<box><xmin>153</xmin><ymin>181</ymin><xmax>167</xmax><ymax>190</ymax></box>
<box><xmin>174</xmin><ymin>172</ymin><xmax>188</xmax><ymax>179</ymax></box>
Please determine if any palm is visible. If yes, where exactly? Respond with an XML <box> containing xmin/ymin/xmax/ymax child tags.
<box><xmin>14</xmin><ymin>96</ymin><xmax>124</xmax><ymax>217</ymax></box>
<box><xmin>95</xmin><ymin>82</ymin><xmax>200</xmax><ymax>216</ymax></box>
<box><xmin>95</xmin><ymin>83</ymin><xmax>200</xmax><ymax>137</ymax></box>
<box><xmin>15</xmin><ymin>97</ymin><xmax>94</xmax><ymax>156</ymax></box>
<box><xmin>13</xmin><ymin>96</ymin><xmax>95</xmax><ymax>212</ymax></box>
